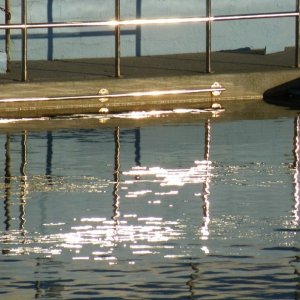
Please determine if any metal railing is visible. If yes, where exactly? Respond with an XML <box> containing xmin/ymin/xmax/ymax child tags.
<box><xmin>0</xmin><ymin>0</ymin><xmax>299</xmax><ymax>81</ymax></box>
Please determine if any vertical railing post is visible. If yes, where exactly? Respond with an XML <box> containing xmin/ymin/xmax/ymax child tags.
<box><xmin>115</xmin><ymin>0</ymin><xmax>121</xmax><ymax>78</ymax></box>
<box><xmin>21</xmin><ymin>0</ymin><xmax>28</xmax><ymax>81</ymax></box>
<box><xmin>5</xmin><ymin>0</ymin><xmax>11</xmax><ymax>72</ymax></box>
<box><xmin>136</xmin><ymin>0</ymin><xmax>142</xmax><ymax>57</ymax></box>
<box><xmin>206</xmin><ymin>0</ymin><xmax>212</xmax><ymax>73</ymax></box>
<box><xmin>296</xmin><ymin>0</ymin><xmax>300</xmax><ymax>68</ymax></box>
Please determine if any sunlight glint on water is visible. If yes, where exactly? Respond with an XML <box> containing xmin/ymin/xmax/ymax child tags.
<box><xmin>0</xmin><ymin>112</ymin><xmax>299</xmax><ymax>299</ymax></box>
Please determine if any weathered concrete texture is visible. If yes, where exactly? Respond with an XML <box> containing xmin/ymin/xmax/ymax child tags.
<box><xmin>0</xmin><ymin>47</ymin><xmax>299</xmax><ymax>118</ymax></box>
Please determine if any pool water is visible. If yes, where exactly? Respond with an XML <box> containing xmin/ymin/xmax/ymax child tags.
<box><xmin>0</xmin><ymin>103</ymin><xmax>299</xmax><ymax>299</ymax></box>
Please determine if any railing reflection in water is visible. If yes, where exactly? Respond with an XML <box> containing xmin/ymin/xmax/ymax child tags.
<box><xmin>4</xmin><ymin>133</ymin><xmax>11</xmax><ymax>232</ymax></box>
<box><xmin>45</xmin><ymin>132</ymin><xmax>53</xmax><ymax>185</ymax></box>
<box><xmin>1</xmin><ymin>121</ymin><xmax>212</xmax><ymax>252</ymax></box>
<box><xmin>200</xmin><ymin>119</ymin><xmax>211</xmax><ymax>254</ymax></box>
<box><xmin>0</xmin><ymin>117</ymin><xmax>299</xmax><ymax>298</ymax></box>
<box><xmin>19</xmin><ymin>131</ymin><xmax>28</xmax><ymax>234</ymax></box>
<box><xmin>112</xmin><ymin>127</ymin><xmax>121</xmax><ymax>227</ymax></box>
<box><xmin>3</xmin><ymin>131</ymin><xmax>28</xmax><ymax>253</ymax></box>
<box><xmin>2</xmin><ymin>118</ymin><xmax>300</xmax><ymax>249</ymax></box>
<box><xmin>293</xmin><ymin>115</ymin><xmax>300</xmax><ymax>226</ymax></box>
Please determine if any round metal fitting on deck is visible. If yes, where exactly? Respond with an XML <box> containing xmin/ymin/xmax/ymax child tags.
<box><xmin>98</xmin><ymin>88</ymin><xmax>109</xmax><ymax>103</ymax></box>
<box><xmin>211</xmin><ymin>82</ymin><xmax>223</xmax><ymax>97</ymax></box>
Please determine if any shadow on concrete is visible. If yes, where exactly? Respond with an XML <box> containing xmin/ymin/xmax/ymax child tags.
<box><xmin>220</xmin><ymin>47</ymin><xmax>266</xmax><ymax>55</ymax></box>
<box><xmin>263</xmin><ymin>77</ymin><xmax>300</xmax><ymax>108</ymax></box>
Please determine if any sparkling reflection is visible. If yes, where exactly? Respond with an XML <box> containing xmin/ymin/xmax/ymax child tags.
<box><xmin>0</xmin><ymin>123</ymin><xmax>213</xmax><ymax>261</ymax></box>
<box><xmin>19</xmin><ymin>132</ymin><xmax>28</xmax><ymax>234</ymax></box>
<box><xmin>0</xmin><ymin>115</ymin><xmax>298</xmax><ymax>299</ymax></box>
<box><xmin>293</xmin><ymin>115</ymin><xmax>300</xmax><ymax>226</ymax></box>
<box><xmin>112</xmin><ymin>127</ymin><xmax>121</xmax><ymax>223</ymax></box>
<box><xmin>123</xmin><ymin>162</ymin><xmax>212</xmax><ymax>187</ymax></box>
<box><xmin>200</xmin><ymin>119</ymin><xmax>211</xmax><ymax>244</ymax></box>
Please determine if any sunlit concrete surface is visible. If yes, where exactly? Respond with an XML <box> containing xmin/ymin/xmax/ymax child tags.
<box><xmin>0</xmin><ymin>47</ymin><xmax>299</xmax><ymax>118</ymax></box>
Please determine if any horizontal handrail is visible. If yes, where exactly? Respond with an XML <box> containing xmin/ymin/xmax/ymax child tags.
<box><xmin>0</xmin><ymin>11</ymin><xmax>298</xmax><ymax>30</ymax></box>
<box><xmin>0</xmin><ymin>84</ymin><xmax>225</xmax><ymax>102</ymax></box>
<box><xmin>214</xmin><ymin>11</ymin><xmax>299</xmax><ymax>21</ymax></box>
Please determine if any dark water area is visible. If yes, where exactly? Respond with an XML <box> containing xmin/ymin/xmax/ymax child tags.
<box><xmin>0</xmin><ymin>101</ymin><xmax>299</xmax><ymax>299</ymax></box>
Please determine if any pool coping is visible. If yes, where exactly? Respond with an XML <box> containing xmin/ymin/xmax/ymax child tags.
<box><xmin>0</xmin><ymin>49</ymin><xmax>299</xmax><ymax>118</ymax></box>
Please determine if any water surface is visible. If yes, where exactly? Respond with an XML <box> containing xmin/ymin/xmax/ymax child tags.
<box><xmin>0</xmin><ymin>102</ymin><xmax>299</xmax><ymax>299</ymax></box>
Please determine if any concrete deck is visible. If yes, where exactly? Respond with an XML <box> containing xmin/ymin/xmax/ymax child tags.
<box><xmin>0</xmin><ymin>47</ymin><xmax>300</xmax><ymax>118</ymax></box>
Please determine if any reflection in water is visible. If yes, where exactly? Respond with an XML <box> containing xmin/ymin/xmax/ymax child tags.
<box><xmin>293</xmin><ymin>116</ymin><xmax>300</xmax><ymax>226</ymax></box>
<box><xmin>135</xmin><ymin>128</ymin><xmax>141</xmax><ymax>167</ymax></box>
<box><xmin>34</xmin><ymin>258</ymin><xmax>65</xmax><ymax>299</ymax></box>
<box><xmin>292</xmin><ymin>117</ymin><xmax>300</xmax><ymax>300</ymax></box>
<box><xmin>19</xmin><ymin>132</ymin><xmax>28</xmax><ymax>234</ymax></box>
<box><xmin>123</xmin><ymin>162</ymin><xmax>211</xmax><ymax>187</ymax></box>
<box><xmin>200</xmin><ymin>119</ymin><xmax>211</xmax><ymax>252</ymax></box>
<box><xmin>46</xmin><ymin>132</ymin><xmax>53</xmax><ymax>185</ymax></box>
<box><xmin>188</xmin><ymin>119</ymin><xmax>212</xmax><ymax>298</ymax></box>
<box><xmin>4</xmin><ymin>134</ymin><xmax>11</xmax><ymax>232</ymax></box>
<box><xmin>0</xmin><ymin>115</ymin><xmax>299</xmax><ymax>299</ymax></box>
<box><xmin>112</xmin><ymin>127</ymin><xmax>121</xmax><ymax>227</ymax></box>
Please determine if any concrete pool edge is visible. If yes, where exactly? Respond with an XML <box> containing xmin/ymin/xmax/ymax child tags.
<box><xmin>0</xmin><ymin>50</ymin><xmax>300</xmax><ymax>118</ymax></box>
<box><xmin>0</xmin><ymin>70</ymin><xmax>299</xmax><ymax>118</ymax></box>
